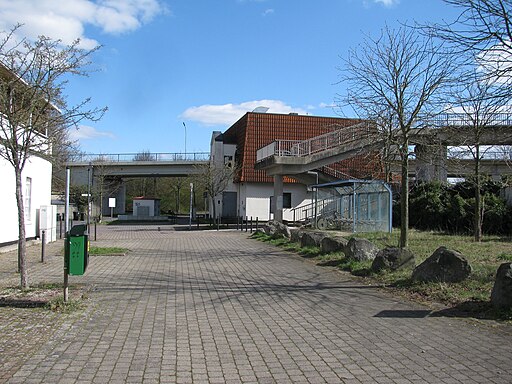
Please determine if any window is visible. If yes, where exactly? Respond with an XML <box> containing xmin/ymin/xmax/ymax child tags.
<box><xmin>224</xmin><ymin>155</ymin><xmax>234</xmax><ymax>168</ymax></box>
<box><xmin>270</xmin><ymin>192</ymin><xmax>292</xmax><ymax>213</ymax></box>
<box><xmin>25</xmin><ymin>177</ymin><xmax>32</xmax><ymax>221</ymax></box>
<box><xmin>283</xmin><ymin>193</ymin><xmax>292</xmax><ymax>209</ymax></box>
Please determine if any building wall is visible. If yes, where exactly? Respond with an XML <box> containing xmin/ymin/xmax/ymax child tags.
<box><xmin>0</xmin><ymin>156</ymin><xmax>52</xmax><ymax>245</ymax></box>
<box><xmin>240</xmin><ymin>182</ymin><xmax>312</xmax><ymax>222</ymax></box>
<box><xmin>133</xmin><ymin>199</ymin><xmax>157</xmax><ymax>217</ymax></box>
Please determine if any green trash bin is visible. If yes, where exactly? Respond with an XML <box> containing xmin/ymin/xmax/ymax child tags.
<box><xmin>65</xmin><ymin>224</ymin><xmax>89</xmax><ymax>276</ymax></box>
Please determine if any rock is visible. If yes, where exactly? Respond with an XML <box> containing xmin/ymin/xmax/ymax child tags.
<box><xmin>264</xmin><ymin>220</ymin><xmax>291</xmax><ymax>239</ymax></box>
<box><xmin>290</xmin><ymin>228</ymin><xmax>304</xmax><ymax>243</ymax></box>
<box><xmin>320</xmin><ymin>236</ymin><xmax>348</xmax><ymax>254</ymax></box>
<box><xmin>344</xmin><ymin>238</ymin><xmax>379</xmax><ymax>262</ymax></box>
<box><xmin>491</xmin><ymin>263</ymin><xmax>512</xmax><ymax>309</ymax></box>
<box><xmin>371</xmin><ymin>247</ymin><xmax>415</xmax><ymax>272</ymax></box>
<box><xmin>300</xmin><ymin>232</ymin><xmax>326</xmax><ymax>248</ymax></box>
<box><xmin>412</xmin><ymin>246</ymin><xmax>471</xmax><ymax>283</ymax></box>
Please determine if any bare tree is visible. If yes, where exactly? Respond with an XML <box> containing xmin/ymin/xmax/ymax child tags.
<box><xmin>446</xmin><ymin>69</ymin><xmax>512</xmax><ymax>241</ymax></box>
<box><xmin>0</xmin><ymin>24</ymin><xmax>106</xmax><ymax>289</ymax></box>
<box><xmin>194</xmin><ymin>162</ymin><xmax>237</xmax><ymax>223</ymax></box>
<box><xmin>433</xmin><ymin>0</ymin><xmax>512</xmax><ymax>95</ymax></box>
<box><xmin>89</xmin><ymin>156</ymin><xmax>123</xmax><ymax>223</ymax></box>
<box><xmin>427</xmin><ymin>1</ymin><xmax>512</xmax><ymax>239</ymax></box>
<box><xmin>132</xmin><ymin>150</ymin><xmax>157</xmax><ymax>197</ymax></box>
<box><xmin>338</xmin><ymin>25</ymin><xmax>455</xmax><ymax>248</ymax></box>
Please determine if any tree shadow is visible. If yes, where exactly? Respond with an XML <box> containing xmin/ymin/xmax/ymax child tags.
<box><xmin>317</xmin><ymin>259</ymin><xmax>342</xmax><ymax>267</ymax></box>
<box><xmin>0</xmin><ymin>298</ymin><xmax>47</xmax><ymax>308</ymax></box>
<box><xmin>430</xmin><ymin>300</ymin><xmax>512</xmax><ymax>322</ymax></box>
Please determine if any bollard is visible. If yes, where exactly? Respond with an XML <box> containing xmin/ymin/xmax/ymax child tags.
<box><xmin>245</xmin><ymin>216</ymin><xmax>248</xmax><ymax>232</ymax></box>
<box><xmin>236</xmin><ymin>216</ymin><xmax>239</xmax><ymax>230</ymax></box>
<box><xmin>94</xmin><ymin>221</ymin><xmax>97</xmax><ymax>241</ymax></box>
<box><xmin>59</xmin><ymin>217</ymin><xmax>63</xmax><ymax>239</ymax></box>
<box><xmin>256</xmin><ymin>217</ymin><xmax>259</xmax><ymax>230</ymax></box>
<box><xmin>250</xmin><ymin>216</ymin><xmax>253</xmax><ymax>233</ymax></box>
<box><xmin>41</xmin><ymin>230</ymin><xmax>46</xmax><ymax>263</ymax></box>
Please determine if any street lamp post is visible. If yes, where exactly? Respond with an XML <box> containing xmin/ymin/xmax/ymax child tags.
<box><xmin>182</xmin><ymin>122</ymin><xmax>187</xmax><ymax>158</ymax></box>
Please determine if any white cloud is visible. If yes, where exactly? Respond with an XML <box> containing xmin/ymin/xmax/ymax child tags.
<box><xmin>319</xmin><ymin>102</ymin><xmax>336</xmax><ymax>109</ymax></box>
<box><xmin>182</xmin><ymin>100</ymin><xmax>308</xmax><ymax>126</ymax></box>
<box><xmin>0</xmin><ymin>0</ymin><xmax>166</xmax><ymax>49</ymax></box>
<box><xmin>262</xmin><ymin>9</ymin><xmax>275</xmax><ymax>16</ymax></box>
<box><xmin>374</xmin><ymin>0</ymin><xmax>399</xmax><ymax>7</ymax></box>
<box><xmin>69</xmin><ymin>125</ymin><xmax>115</xmax><ymax>141</ymax></box>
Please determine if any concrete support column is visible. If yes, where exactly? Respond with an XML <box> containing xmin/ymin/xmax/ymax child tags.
<box><xmin>273</xmin><ymin>174</ymin><xmax>284</xmax><ymax>222</ymax></box>
<box><xmin>414</xmin><ymin>144</ymin><xmax>448</xmax><ymax>183</ymax></box>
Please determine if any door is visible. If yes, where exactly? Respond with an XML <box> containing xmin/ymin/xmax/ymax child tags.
<box><xmin>222</xmin><ymin>191</ymin><xmax>237</xmax><ymax>218</ymax></box>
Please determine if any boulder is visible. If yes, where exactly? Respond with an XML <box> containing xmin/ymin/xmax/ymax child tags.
<box><xmin>412</xmin><ymin>246</ymin><xmax>471</xmax><ymax>283</ymax></box>
<box><xmin>371</xmin><ymin>247</ymin><xmax>415</xmax><ymax>272</ymax></box>
<box><xmin>265</xmin><ymin>220</ymin><xmax>291</xmax><ymax>239</ymax></box>
<box><xmin>491</xmin><ymin>262</ymin><xmax>512</xmax><ymax>309</ymax></box>
<box><xmin>300</xmin><ymin>232</ymin><xmax>326</xmax><ymax>248</ymax></box>
<box><xmin>290</xmin><ymin>228</ymin><xmax>304</xmax><ymax>243</ymax></box>
<box><xmin>320</xmin><ymin>236</ymin><xmax>348</xmax><ymax>254</ymax></box>
<box><xmin>344</xmin><ymin>238</ymin><xmax>379</xmax><ymax>262</ymax></box>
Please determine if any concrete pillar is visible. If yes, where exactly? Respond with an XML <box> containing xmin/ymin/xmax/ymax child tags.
<box><xmin>101</xmin><ymin>178</ymin><xmax>126</xmax><ymax>216</ymax></box>
<box><xmin>414</xmin><ymin>144</ymin><xmax>448</xmax><ymax>183</ymax></box>
<box><xmin>273</xmin><ymin>175</ymin><xmax>284</xmax><ymax>222</ymax></box>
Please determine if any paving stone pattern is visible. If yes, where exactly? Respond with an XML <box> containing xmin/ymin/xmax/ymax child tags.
<box><xmin>1</xmin><ymin>225</ymin><xmax>512</xmax><ymax>383</ymax></box>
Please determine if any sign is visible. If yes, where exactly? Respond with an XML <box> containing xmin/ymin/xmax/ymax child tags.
<box><xmin>108</xmin><ymin>198</ymin><xmax>116</xmax><ymax>208</ymax></box>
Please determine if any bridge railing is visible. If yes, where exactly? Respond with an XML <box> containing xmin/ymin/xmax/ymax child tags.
<box><xmin>68</xmin><ymin>152</ymin><xmax>210</xmax><ymax>163</ymax></box>
<box><xmin>431</xmin><ymin>113</ymin><xmax>512</xmax><ymax>127</ymax></box>
<box><xmin>447</xmin><ymin>147</ymin><xmax>512</xmax><ymax>160</ymax></box>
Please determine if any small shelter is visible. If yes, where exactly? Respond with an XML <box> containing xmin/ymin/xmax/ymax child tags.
<box><xmin>313</xmin><ymin>180</ymin><xmax>392</xmax><ymax>233</ymax></box>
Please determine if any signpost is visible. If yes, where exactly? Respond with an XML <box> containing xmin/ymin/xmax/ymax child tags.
<box><xmin>109</xmin><ymin>197</ymin><xmax>116</xmax><ymax>218</ymax></box>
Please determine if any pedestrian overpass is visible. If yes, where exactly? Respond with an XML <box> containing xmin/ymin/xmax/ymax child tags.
<box><xmin>255</xmin><ymin>114</ymin><xmax>512</xmax><ymax>222</ymax></box>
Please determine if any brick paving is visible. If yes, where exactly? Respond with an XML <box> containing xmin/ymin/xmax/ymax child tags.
<box><xmin>0</xmin><ymin>224</ymin><xmax>511</xmax><ymax>383</ymax></box>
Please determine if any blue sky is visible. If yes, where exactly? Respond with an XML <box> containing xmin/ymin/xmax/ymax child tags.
<box><xmin>0</xmin><ymin>0</ymin><xmax>460</xmax><ymax>155</ymax></box>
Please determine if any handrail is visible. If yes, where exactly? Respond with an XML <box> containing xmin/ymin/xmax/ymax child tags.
<box><xmin>430</xmin><ymin>113</ymin><xmax>512</xmax><ymax>127</ymax></box>
<box><xmin>68</xmin><ymin>152</ymin><xmax>210</xmax><ymax>163</ymax></box>
<box><xmin>256</xmin><ymin>121</ymin><xmax>374</xmax><ymax>162</ymax></box>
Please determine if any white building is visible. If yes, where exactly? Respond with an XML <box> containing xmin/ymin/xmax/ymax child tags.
<box><xmin>0</xmin><ymin>63</ymin><xmax>55</xmax><ymax>247</ymax></box>
<box><xmin>0</xmin><ymin>156</ymin><xmax>53</xmax><ymax>246</ymax></box>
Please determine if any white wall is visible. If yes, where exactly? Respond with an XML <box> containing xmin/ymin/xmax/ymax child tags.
<box><xmin>241</xmin><ymin>182</ymin><xmax>312</xmax><ymax>222</ymax></box>
<box><xmin>0</xmin><ymin>155</ymin><xmax>52</xmax><ymax>245</ymax></box>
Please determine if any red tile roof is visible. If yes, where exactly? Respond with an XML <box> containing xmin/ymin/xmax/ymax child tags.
<box><xmin>223</xmin><ymin>112</ymin><xmax>384</xmax><ymax>183</ymax></box>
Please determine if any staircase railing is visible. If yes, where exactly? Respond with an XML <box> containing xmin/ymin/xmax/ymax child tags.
<box><xmin>256</xmin><ymin>121</ymin><xmax>374</xmax><ymax>162</ymax></box>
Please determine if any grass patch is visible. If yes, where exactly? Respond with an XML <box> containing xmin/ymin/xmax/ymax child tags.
<box><xmin>46</xmin><ymin>296</ymin><xmax>86</xmax><ymax>313</ymax></box>
<box><xmin>89</xmin><ymin>246</ymin><xmax>128</xmax><ymax>255</ymax></box>
<box><xmin>0</xmin><ymin>283</ymin><xmax>88</xmax><ymax>311</ymax></box>
<box><xmin>497</xmin><ymin>253</ymin><xmax>512</xmax><ymax>262</ymax></box>
<box><xmin>251</xmin><ymin>228</ymin><xmax>512</xmax><ymax>322</ymax></box>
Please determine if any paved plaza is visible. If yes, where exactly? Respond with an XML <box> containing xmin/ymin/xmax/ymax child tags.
<box><xmin>1</xmin><ymin>224</ymin><xmax>511</xmax><ymax>383</ymax></box>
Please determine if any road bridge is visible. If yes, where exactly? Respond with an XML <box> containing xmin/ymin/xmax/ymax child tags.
<box><xmin>66</xmin><ymin>152</ymin><xmax>209</xmax><ymax>216</ymax></box>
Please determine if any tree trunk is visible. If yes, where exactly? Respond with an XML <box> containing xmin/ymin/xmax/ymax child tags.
<box><xmin>210</xmin><ymin>196</ymin><xmax>217</xmax><ymax>225</ymax></box>
<box><xmin>399</xmin><ymin>142</ymin><xmax>409</xmax><ymax>249</ymax></box>
<box><xmin>474</xmin><ymin>145</ymin><xmax>482</xmax><ymax>242</ymax></box>
<box><xmin>14</xmin><ymin>167</ymin><xmax>29</xmax><ymax>289</ymax></box>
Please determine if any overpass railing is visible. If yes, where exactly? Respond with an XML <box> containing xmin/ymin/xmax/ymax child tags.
<box><xmin>68</xmin><ymin>152</ymin><xmax>210</xmax><ymax>163</ymax></box>
<box><xmin>431</xmin><ymin>113</ymin><xmax>512</xmax><ymax>127</ymax></box>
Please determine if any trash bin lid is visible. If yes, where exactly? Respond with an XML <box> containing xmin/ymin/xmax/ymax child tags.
<box><xmin>69</xmin><ymin>224</ymin><xmax>87</xmax><ymax>236</ymax></box>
